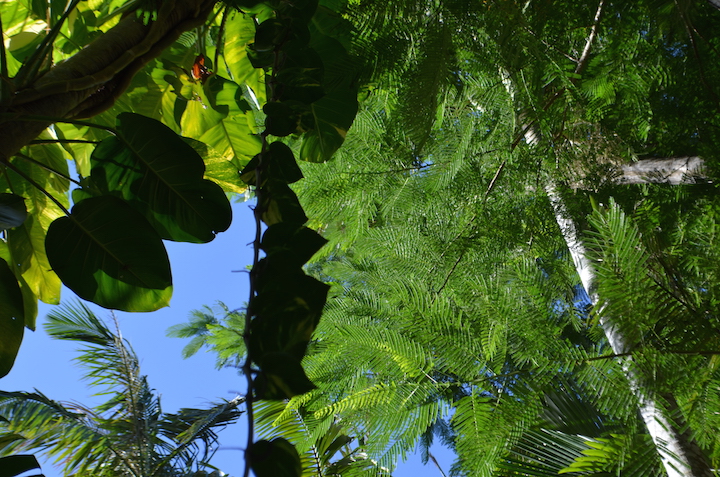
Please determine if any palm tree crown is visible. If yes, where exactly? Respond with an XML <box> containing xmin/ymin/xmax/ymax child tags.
<box><xmin>0</xmin><ymin>301</ymin><xmax>243</xmax><ymax>477</ymax></box>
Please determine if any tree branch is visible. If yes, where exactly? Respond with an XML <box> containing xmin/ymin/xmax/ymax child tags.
<box><xmin>0</xmin><ymin>0</ymin><xmax>217</xmax><ymax>163</ymax></box>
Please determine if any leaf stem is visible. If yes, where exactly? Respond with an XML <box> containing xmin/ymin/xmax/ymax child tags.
<box><xmin>3</xmin><ymin>160</ymin><xmax>71</xmax><ymax>217</ymax></box>
<box><xmin>0</xmin><ymin>113</ymin><xmax>115</xmax><ymax>134</ymax></box>
<box><xmin>29</xmin><ymin>139</ymin><xmax>101</xmax><ymax>145</ymax></box>
<box><xmin>14</xmin><ymin>0</ymin><xmax>84</xmax><ymax>88</ymax></box>
<box><xmin>14</xmin><ymin>153</ymin><xmax>82</xmax><ymax>186</ymax></box>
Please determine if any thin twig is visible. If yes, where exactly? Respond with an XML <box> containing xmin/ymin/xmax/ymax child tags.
<box><xmin>29</xmin><ymin>139</ymin><xmax>100</xmax><ymax>145</ymax></box>
<box><xmin>435</xmin><ymin>249</ymin><xmax>466</xmax><ymax>297</ymax></box>
<box><xmin>483</xmin><ymin>160</ymin><xmax>506</xmax><ymax>200</ymax></box>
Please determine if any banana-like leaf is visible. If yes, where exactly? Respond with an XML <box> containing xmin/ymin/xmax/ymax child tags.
<box><xmin>45</xmin><ymin>196</ymin><xmax>172</xmax><ymax>312</ymax></box>
<box><xmin>0</xmin><ymin>257</ymin><xmax>24</xmax><ymax>378</ymax></box>
<box><xmin>90</xmin><ymin>112</ymin><xmax>232</xmax><ymax>243</ymax></box>
<box><xmin>222</xmin><ymin>10</ymin><xmax>259</xmax><ymax>86</ymax></box>
<box><xmin>198</xmin><ymin>116</ymin><xmax>261</xmax><ymax>168</ymax></box>
<box><xmin>7</xmin><ymin>214</ymin><xmax>61</xmax><ymax>305</ymax></box>
<box><xmin>185</xmin><ymin>138</ymin><xmax>249</xmax><ymax>195</ymax></box>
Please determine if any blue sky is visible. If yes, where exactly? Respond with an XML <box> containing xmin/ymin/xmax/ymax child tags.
<box><xmin>2</xmin><ymin>201</ymin><xmax>453</xmax><ymax>477</ymax></box>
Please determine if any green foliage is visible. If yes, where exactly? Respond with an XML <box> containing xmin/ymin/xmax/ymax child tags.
<box><xmin>0</xmin><ymin>0</ymin><xmax>363</xmax><ymax>376</ymax></box>
<box><xmin>0</xmin><ymin>301</ymin><xmax>243</xmax><ymax>476</ymax></box>
<box><xmin>89</xmin><ymin>113</ymin><xmax>232</xmax><ymax>244</ymax></box>
<box><xmin>3</xmin><ymin>0</ymin><xmax>720</xmax><ymax>475</ymax></box>
<box><xmin>267</xmin><ymin>1</ymin><xmax>720</xmax><ymax>475</ymax></box>
<box><xmin>45</xmin><ymin>195</ymin><xmax>173</xmax><ymax>311</ymax></box>
<box><xmin>0</xmin><ymin>258</ymin><xmax>23</xmax><ymax>378</ymax></box>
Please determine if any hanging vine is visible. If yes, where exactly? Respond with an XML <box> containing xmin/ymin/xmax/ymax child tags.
<box><xmin>236</xmin><ymin>0</ymin><xmax>359</xmax><ymax>474</ymax></box>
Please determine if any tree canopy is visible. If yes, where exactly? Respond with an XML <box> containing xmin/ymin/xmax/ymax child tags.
<box><xmin>2</xmin><ymin>0</ymin><xmax>720</xmax><ymax>476</ymax></box>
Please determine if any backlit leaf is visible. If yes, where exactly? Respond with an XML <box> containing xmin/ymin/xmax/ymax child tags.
<box><xmin>90</xmin><ymin>112</ymin><xmax>232</xmax><ymax>243</ymax></box>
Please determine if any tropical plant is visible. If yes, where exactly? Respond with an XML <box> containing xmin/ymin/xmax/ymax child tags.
<box><xmin>3</xmin><ymin>0</ymin><xmax>360</xmax><ymax>471</ymax></box>
<box><xmin>185</xmin><ymin>0</ymin><xmax>718</xmax><ymax>475</ymax></box>
<box><xmin>0</xmin><ymin>301</ymin><xmax>243</xmax><ymax>476</ymax></box>
<box><xmin>0</xmin><ymin>0</ymin><xmax>357</xmax><ymax>384</ymax></box>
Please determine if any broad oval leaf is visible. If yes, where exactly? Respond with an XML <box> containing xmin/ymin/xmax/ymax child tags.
<box><xmin>0</xmin><ymin>194</ymin><xmax>27</xmax><ymax>231</ymax></box>
<box><xmin>90</xmin><ymin>112</ymin><xmax>232</xmax><ymax>243</ymax></box>
<box><xmin>45</xmin><ymin>196</ymin><xmax>172</xmax><ymax>312</ymax></box>
<box><xmin>299</xmin><ymin>89</ymin><xmax>358</xmax><ymax>163</ymax></box>
<box><xmin>0</xmin><ymin>257</ymin><xmax>24</xmax><ymax>378</ymax></box>
<box><xmin>249</xmin><ymin>438</ymin><xmax>302</xmax><ymax>477</ymax></box>
<box><xmin>254</xmin><ymin>352</ymin><xmax>316</xmax><ymax>400</ymax></box>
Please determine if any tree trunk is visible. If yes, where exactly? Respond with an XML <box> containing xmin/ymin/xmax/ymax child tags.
<box><xmin>546</xmin><ymin>184</ymin><xmax>713</xmax><ymax>477</ymax></box>
<box><xmin>617</xmin><ymin>157</ymin><xmax>706</xmax><ymax>185</ymax></box>
<box><xmin>0</xmin><ymin>0</ymin><xmax>216</xmax><ymax>163</ymax></box>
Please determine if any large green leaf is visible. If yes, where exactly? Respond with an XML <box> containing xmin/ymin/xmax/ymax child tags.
<box><xmin>249</xmin><ymin>438</ymin><xmax>302</xmax><ymax>477</ymax></box>
<box><xmin>7</xmin><ymin>214</ymin><xmax>62</xmax><ymax>305</ymax></box>
<box><xmin>0</xmin><ymin>194</ymin><xmax>27</xmax><ymax>231</ymax></box>
<box><xmin>0</xmin><ymin>257</ymin><xmax>24</xmax><ymax>378</ymax></box>
<box><xmin>198</xmin><ymin>116</ymin><xmax>261</xmax><ymax>167</ymax></box>
<box><xmin>184</xmin><ymin>138</ymin><xmax>249</xmax><ymax>194</ymax></box>
<box><xmin>0</xmin><ymin>243</ymin><xmax>38</xmax><ymax>331</ymax></box>
<box><xmin>222</xmin><ymin>10</ymin><xmax>259</xmax><ymax>86</ymax></box>
<box><xmin>45</xmin><ymin>196</ymin><xmax>172</xmax><ymax>312</ymax></box>
<box><xmin>89</xmin><ymin>112</ymin><xmax>232</xmax><ymax>243</ymax></box>
<box><xmin>298</xmin><ymin>89</ymin><xmax>358</xmax><ymax>163</ymax></box>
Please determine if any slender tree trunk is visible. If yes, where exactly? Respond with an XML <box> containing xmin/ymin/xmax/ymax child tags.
<box><xmin>546</xmin><ymin>184</ymin><xmax>713</xmax><ymax>477</ymax></box>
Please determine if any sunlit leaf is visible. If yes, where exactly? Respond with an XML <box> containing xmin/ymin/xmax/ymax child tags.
<box><xmin>222</xmin><ymin>10</ymin><xmax>257</xmax><ymax>85</ymax></box>
<box><xmin>0</xmin><ymin>243</ymin><xmax>38</xmax><ymax>331</ymax></box>
<box><xmin>180</xmin><ymin>85</ymin><xmax>227</xmax><ymax>139</ymax></box>
<box><xmin>7</xmin><ymin>214</ymin><xmax>62</xmax><ymax>305</ymax></box>
<box><xmin>184</xmin><ymin>138</ymin><xmax>248</xmax><ymax>194</ymax></box>
<box><xmin>198</xmin><ymin>115</ymin><xmax>261</xmax><ymax>166</ymax></box>
<box><xmin>204</xmin><ymin>76</ymin><xmax>252</xmax><ymax>117</ymax></box>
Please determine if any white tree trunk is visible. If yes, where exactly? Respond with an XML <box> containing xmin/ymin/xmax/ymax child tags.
<box><xmin>617</xmin><ymin>157</ymin><xmax>706</xmax><ymax>185</ymax></box>
<box><xmin>546</xmin><ymin>184</ymin><xmax>712</xmax><ymax>477</ymax></box>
